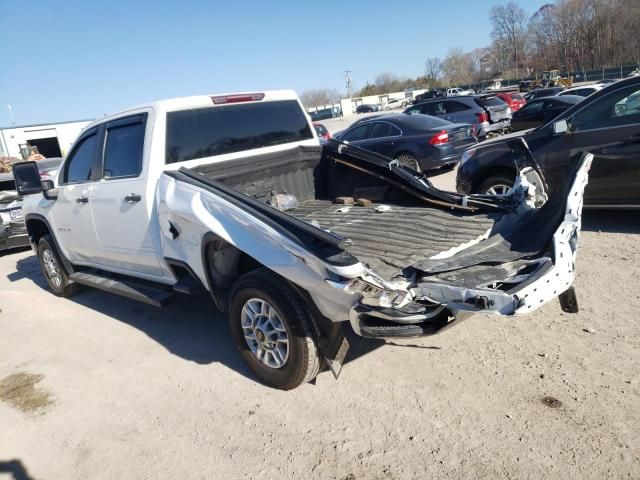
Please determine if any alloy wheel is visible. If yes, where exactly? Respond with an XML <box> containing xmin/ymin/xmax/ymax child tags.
<box><xmin>241</xmin><ymin>298</ymin><xmax>289</xmax><ymax>369</ymax></box>
<box><xmin>42</xmin><ymin>248</ymin><xmax>63</xmax><ymax>288</ymax></box>
<box><xmin>484</xmin><ymin>184</ymin><xmax>512</xmax><ymax>195</ymax></box>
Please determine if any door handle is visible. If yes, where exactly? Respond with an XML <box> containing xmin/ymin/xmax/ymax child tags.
<box><xmin>124</xmin><ymin>194</ymin><xmax>141</xmax><ymax>203</ymax></box>
<box><xmin>76</xmin><ymin>196</ymin><xmax>89</xmax><ymax>204</ymax></box>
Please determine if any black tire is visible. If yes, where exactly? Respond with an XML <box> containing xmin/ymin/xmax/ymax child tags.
<box><xmin>228</xmin><ymin>268</ymin><xmax>321</xmax><ymax>390</ymax></box>
<box><xmin>395</xmin><ymin>152</ymin><xmax>421</xmax><ymax>172</ymax></box>
<box><xmin>37</xmin><ymin>235</ymin><xmax>77</xmax><ymax>297</ymax></box>
<box><xmin>477</xmin><ymin>174</ymin><xmax>515</xmax><ymax>195</ymax></box>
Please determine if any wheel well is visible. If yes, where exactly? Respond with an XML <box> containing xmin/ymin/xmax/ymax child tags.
<box><xmin>394</xmin><ymin>151</ymin><xmax>415</xmax><ymax>159</ymax></box>
<box><xmin>202</xmin><ymin>235</ymin><xmax>262</xmax><ymax>306</ymax></box>
<box><xmin>25</xmin><ymin>218</ymin><xmax>51</xmax><ymax>245</ymax></box>
<box><xmin>471</xmin><ymin>166</ymin><xmax>517</xmax><ymax>193</ymax></box>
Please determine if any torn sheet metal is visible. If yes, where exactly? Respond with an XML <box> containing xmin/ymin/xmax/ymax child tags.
<box><xmin>412</xmin><ymin>153</ymin><xmax>592</xmax><ymax>316</ymax></box>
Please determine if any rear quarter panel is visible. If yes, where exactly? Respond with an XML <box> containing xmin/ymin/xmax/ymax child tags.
<box><xmin>157</xmin><ymin>174</ymin><xmax>359</xmax><ymax>322</ymax></box>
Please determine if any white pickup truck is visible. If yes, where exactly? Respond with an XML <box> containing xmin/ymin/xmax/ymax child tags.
<box><xmin>12</xmin><ymin>90</ymin><xmax>590</xmax><ymax>389</ymax></box>
<box><xmin>447</xmin><ymin>87</ymin><xmax>475</xmax><ymax>97</ymax></box>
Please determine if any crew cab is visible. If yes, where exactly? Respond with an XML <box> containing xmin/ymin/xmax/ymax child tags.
<box><xmin>13</xmin><ymin>90</ymin><xmax>591</xmax><ymax>390</ymax></box>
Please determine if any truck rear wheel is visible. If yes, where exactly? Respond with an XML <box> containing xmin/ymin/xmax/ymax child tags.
<box><xmin>37</xmin><ymin>235</ymin><xmax>77</xmax><ymax>297</ymax></box>
<box><xmin>228</xmin><ymin>268</ymin><xmax>320</xmax><ymax>390</ymax></box>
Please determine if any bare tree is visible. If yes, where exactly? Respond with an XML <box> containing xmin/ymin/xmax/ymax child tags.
<box><xmin>373</xmin><ymin>72</ymin><xmax>401</xmax><ymax>92</ymax></box>
<box><xmin>441</xmin><ymin>48</ymin><xmax>475</xmax><ymax>86</ymax></box>
<box><xmin>425</xmin><ymin>57</ymin><xmax>441</xmax><ymax>79</ymax></box>
<box><xmin>490</xmin><ymin>1</ymin><xmax>528</xmax><ymax>78</ymax></box>
<box><xmin>299</xmin><ymin>89</ymin><xmax>341</xmax><ymax>108</ymax></box>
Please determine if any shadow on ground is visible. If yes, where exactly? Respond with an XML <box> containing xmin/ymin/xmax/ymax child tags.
<box><xmin>0</xmin><ymin>459</ymin><xmax>37</xmax><ymax>480</ymax></box>
<box><xmin>7</xmin><ymin>255</ymin><xmax>386</xmax><ymax>386</ymax></box>
<box><xmin>582</xmin><ymin>210</ymin><xmax>640</xmax><ymax>234</ymax></box>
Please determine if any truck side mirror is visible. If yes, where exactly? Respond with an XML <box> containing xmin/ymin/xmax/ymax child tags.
<box><xmin>11</xmin><ymin>161</ymin><xmax>43</xmax><ymax>196</ymax></box>
<box><xmin>553</xmin><ymin>119</ymin><xmax>569</xmax><ymax>135</ymax></box>
<box><xmin>42</xmin><ymin>179</ymin><xmax>58</xmax><ymax>200</ymax></box>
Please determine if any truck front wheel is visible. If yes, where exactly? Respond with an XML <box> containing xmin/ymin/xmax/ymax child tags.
<box><xmin>37</xmin><ymin>235</ymin><xmax>77</xmax><ymax>297</ymax></box>
<box><xmin>229</xmin><ymin>268</ymin><xmax>321</xmax><ymax>390</ymax></box>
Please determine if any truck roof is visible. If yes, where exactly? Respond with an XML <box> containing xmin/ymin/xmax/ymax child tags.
<box><xmin>84</xmin><ymin>89</ymin><xmax>301</xmax><ymax>131</ymax></box>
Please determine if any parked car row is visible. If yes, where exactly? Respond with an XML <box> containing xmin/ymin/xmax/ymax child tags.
<box><xmin>328</xmin><ymin>77</ymin><xmax>639</xmax><ymax>211</ymax></box>
<box><xmin>457</xmin><ymin>75</ymin><xmax>640</xmax><ymax>208</ymax></box>
<box><xmin>333</xmin><ymin>114</ymin><xmax>475</xmax><ymax>171</ymax></box>
<box><xmin>404</xmin><ymin>94</ymin><xmax>511</xmax><ymax>139</ymax></box>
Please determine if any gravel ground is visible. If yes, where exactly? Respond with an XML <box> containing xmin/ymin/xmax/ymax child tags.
<box><xmin>1</xmin><ymin>175</ymin><xmax>638</xmax><ymax>479</ymax></box>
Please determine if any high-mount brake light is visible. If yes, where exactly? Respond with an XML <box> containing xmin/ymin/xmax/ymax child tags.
<box><xmin>211</xmin><ymin>93</ymin><xmax>265</xmax><ymax>104</ymax></box>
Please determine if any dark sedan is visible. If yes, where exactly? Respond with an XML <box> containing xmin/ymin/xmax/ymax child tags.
<box><xmin>456</xmin><ymin>76</ymin><xmax>640</xmax><ymax>207</ymax></box>
<box><xmin>523</xmin><ymin>87</ymin><xmax>565</xmax><ymax>101</ymax></box>
<box><xmin>510</xmin><ymin>95</ymin><xmax>583</xmax><ymax>132</ymax></box>
<box><xmin>356</xmin><ymin>104</ymin><xmax>379</xmax><ymax>114</ymax></box>
<box><xmin>334</xmin><ymin>114</ymin><xmax>476</xmax><ymax>171</ymax></box>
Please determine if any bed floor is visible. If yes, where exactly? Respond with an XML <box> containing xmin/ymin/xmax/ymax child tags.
<box><xmin>290</xmin><ymin>200</ymin><xmax>497</xmax><ymax>279</ymax></box>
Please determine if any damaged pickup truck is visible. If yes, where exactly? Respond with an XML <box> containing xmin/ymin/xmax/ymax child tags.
<box><xmin>13</xmin><ymin>91</ymin><xmax>590</xmax><ymax>389</ymax></box>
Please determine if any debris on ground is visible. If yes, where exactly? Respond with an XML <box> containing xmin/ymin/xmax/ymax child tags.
<box><xmin>541</xmin><ymin>396</ymin><xmax>562</xmax><ymax>408</ymax></box>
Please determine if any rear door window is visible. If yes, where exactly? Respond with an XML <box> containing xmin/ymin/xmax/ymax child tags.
<box><xmin>369</xmin><ymin>122</ymin><xmax>392</xmax><ymax>138</ymax></box>
<box><xmin>425</xmin><ymin>102</ymin><xmax>445</xmax><ymax>115</ymax></box>
<box><xmin>444</xmin><ymin>101</ymin><xmax>470</xmax><ymax>113</ymax></box>
<box><xmin>166</xmin><ymin>100</ymin><xmax>313</xmax><ymax>164</ymax></box>
<box><xmin>63</xmin><ymin>132</ymin><xmax>98</xmax><ymax>184</ymax></box>
<box><xmin>342</xmin><ymin>123</ymin><xmax>370</xmax><ymax>141</ymax></box>
<box><xmin>103</xmin><ymin>118</ymin><xmax>146</xmax><ymax>178</ymax></box>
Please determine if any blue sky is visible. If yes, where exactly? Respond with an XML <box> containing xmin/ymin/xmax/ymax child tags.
<box><xmin>0</xmin><ymin>0</ymin><xmax>549</xmax><ymax>126</ymax></box>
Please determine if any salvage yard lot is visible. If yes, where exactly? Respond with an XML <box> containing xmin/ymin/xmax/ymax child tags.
<box><xmin>1</xmin><ymin>194</ymin><xmax>638</xmax><ymax>479</ymax></box>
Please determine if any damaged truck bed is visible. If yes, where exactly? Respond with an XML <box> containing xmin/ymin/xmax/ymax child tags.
<box><xmin>17</xmin><ymin>91</ymin><xmax>589</xmax><ymax>388</ymax></box>
<box><xmin>171</xmin><ymin>137</ymin><xmax>590</xmax><ymax>338</ymax></box>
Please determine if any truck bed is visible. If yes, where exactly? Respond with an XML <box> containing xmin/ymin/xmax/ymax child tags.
<box><xmin>186</xmin><ymin>144</ymin><xmax>497</xmax><ymax>279</ymax></box>
<box><xmin>290</xmin><ymin>200</ymin><xmax>494</xmax><ymax>279</ymax></box>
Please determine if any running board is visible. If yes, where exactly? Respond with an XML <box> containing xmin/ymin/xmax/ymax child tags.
<box><xmin>69</xmin><ymin>271</ymin><xmax>175</xmax><ymax>307</ymax></box>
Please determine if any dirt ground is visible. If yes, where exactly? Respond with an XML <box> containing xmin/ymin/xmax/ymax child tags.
<box><xmin>1</xmin><ymin>164</ymin><xmax>639</xmax><ymax>480</ymax></box>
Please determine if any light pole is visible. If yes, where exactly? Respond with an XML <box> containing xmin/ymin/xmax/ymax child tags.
<box><xmin>7</xmin><ymin>104</ymin><xmax>15</xmax><ymax>125</ymax></box>
<box><xmin>344</xmin><ymin>71</ymin><xmax>352</xmax><ymax>99</ymax></box>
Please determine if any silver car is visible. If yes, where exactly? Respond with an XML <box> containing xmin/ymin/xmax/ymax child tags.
<box><xmin>0</xmin><ymin>157</ymin><xmax>61</xmax><ymax>252</ymax></box>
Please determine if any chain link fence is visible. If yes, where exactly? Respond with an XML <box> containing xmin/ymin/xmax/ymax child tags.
<box><xmin>460</xmin><ymin>64</ymin><xmax>639</xmax><ymax>92</ymax></box>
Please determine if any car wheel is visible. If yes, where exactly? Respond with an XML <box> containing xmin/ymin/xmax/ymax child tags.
<box><xmin>37</xmin><ymin>235</ymin><xmax>77</xmax><ymax>297</ymax></box>
<box><xmin>229</xmin><ymin>268</ymin><xmax>321</xmax><ymax>390</ymax></box>
<box><xmin>395</xmin><ymin>153</ymin><xmax>421</xmax><ymax>172</ymax></box>
<box><xmin>477</xmin><ymin>174</ymin><xmax>515</xmax><ymax>195</ymax></box>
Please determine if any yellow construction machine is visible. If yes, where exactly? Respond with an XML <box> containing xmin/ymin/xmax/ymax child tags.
<box><xmin>533</xmin><ymin>70</ymin><xmax>573</xmax><ymax>88</ymax></box>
